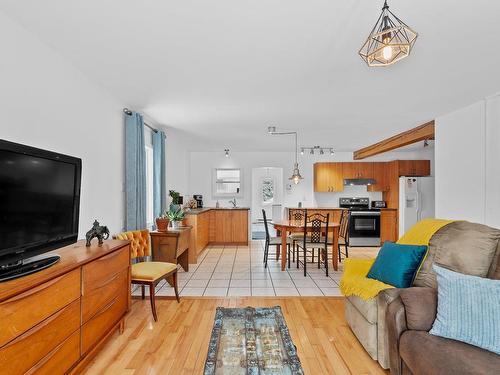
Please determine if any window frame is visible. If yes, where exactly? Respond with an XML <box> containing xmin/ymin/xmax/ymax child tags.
<box><xmin>212</xmin><ymin>168</ymin><xmax>243</xmax><ymax>198</ymax></box>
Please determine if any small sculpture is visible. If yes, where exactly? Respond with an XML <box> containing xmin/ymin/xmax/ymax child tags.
<box><xmin>85</xmin><ymin>220</ymin><xmax>110</xmax><ymax>247</ymax></box>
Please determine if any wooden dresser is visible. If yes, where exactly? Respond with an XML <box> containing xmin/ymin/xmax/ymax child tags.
<box><xmin>0</xmin><ymin>240</ymin><xmax>131</xmax><ymax>375</ymax></box>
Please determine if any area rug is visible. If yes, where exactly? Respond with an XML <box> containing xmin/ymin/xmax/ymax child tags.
<box><xmin>204</xmin><ymin>306</ymin><xmax>304</xmax><ymax>375</ymax></box>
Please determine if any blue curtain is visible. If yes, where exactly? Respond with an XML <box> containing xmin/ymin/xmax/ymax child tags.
<box><xmin>125</xmin><ymin>112</ymin><xmax>147</xmax><ymax>230</ymax></box>
<box><xmin>153</xmin><ymin>130</ymin><xmax>166</xmax><ymax>219</ymax></box>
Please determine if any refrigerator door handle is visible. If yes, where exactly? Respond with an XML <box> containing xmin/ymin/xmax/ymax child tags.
<box><xmin>416</xmin><ymin>190</ymin><xmax>421</xmax><ymax>221</ymax></box>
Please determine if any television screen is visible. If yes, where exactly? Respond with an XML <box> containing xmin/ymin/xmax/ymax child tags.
<box><xmin>0</xmin><ymin>140</ymin><xmax>81</xmax><ymax>263</ymax></box>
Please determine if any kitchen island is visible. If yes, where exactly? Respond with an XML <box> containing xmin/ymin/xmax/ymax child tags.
<box><xmin>184</xmin><ymin>208</ymin><xmax>249</xmax><ymax>263</ymax></box>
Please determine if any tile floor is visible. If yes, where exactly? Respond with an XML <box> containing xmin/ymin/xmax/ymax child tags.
<box><xmin>133</xmin><ymin>240</ymin><xmax>379</xmax><ymax>297</ymax></box>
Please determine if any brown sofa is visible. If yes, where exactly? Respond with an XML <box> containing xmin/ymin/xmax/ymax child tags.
<box><xmin>386</xmin><ymin>240</ymin><xmax>500</xmax><ymax>375</ymax></box>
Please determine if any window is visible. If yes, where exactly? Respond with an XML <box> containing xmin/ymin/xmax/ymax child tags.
<box><xmin>213</xmin><ymin>168</ymin><xmax>243</xmax><ymax>197</ymax></box>
<box><xmin>261</xmin><ymin>177</ymin><xmax>274</xmax><ymax>204</ymax></box>
<box><xmin>145</xmin><ymin>145</ymin><xmax>154</xmax><ymax>228</ymax></box>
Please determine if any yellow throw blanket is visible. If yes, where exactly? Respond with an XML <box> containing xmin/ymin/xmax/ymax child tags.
<box><xmin>340</xmin><ymin>219</ymin><xmax>454</xmax><ymax>300</ymax></box>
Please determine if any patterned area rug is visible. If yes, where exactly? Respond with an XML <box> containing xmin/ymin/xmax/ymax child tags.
<box><xmin>204</xmin><ymin>306</ymin><xmax>304</xmax><ymax>375</ymax></box>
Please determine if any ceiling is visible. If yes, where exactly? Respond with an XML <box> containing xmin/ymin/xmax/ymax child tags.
<box><xmin>1</xmin><ymin>0</ymin><xmax>499</xmax><ymax>151</ymax></box>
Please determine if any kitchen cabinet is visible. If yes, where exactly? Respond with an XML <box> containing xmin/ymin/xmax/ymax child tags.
<box><xmin>397</xmin><ymin>160</ymin><xmax>431</xmax><ymax>176</ymax></box>
<box><xmin>184</xmin><ymin>210</ymin><xmax>210</xmax><ymax>262</ymax></box>
<box><xmin>342</xmin><ymin>162</ymin><xmax>373</xmax><ymax>179</ymax></box>
<box><xmin>214</xmin><ymin>209</ymin><xmax>248</xmax><ymax>244</ymax></box>
<box><xmin>368</xmin><ymin>162</ymin><xmax>389</xmax><ymax>192</ymax></box>
<box><xmin>314</xmin><ymin>163</ymin><xmax>343</xmax><ymax>192</ymax></box>
<box><xmin>380</xmin><ymin>209</ymin><xmax>398</xmax><ymax>244</ymax></box>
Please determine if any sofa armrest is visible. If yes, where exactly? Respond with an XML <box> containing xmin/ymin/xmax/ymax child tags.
<box><xmin>399</xmin><ymin>287</ymin><xmax>437</xmax><ymax>331</ymax></box>
<box><xmin>386</xmin><ymin>296</ymin><xmax>408</xmax><ymax>375</ymax></box>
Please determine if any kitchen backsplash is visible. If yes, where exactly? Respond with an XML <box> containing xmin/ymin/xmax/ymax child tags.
<box><xmin>312</xmin><ymin>185</ymin><xmax>383</xmax><ymax>207</ymax></box>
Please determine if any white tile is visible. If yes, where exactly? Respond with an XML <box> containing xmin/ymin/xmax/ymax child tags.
<box><xmin>191</xmin><ymin>272</ymin><xmax>213</xmax><ymax>280</ymax></box>
<box><xmin>292</xmin><ymin>278</ymin><xmax>317</xmax><ymax>287</ymax></box>
<box><xmin>232</xmin><ymin>272</ymin><xmax>251</xmax><ymax>280</ymax></box>
<box><xmin>314</xmin><ymin>279</ymin><xmax>338</xmax><ymax>288</ymax></box>
<box><xmin>252</xmin><ymin>288</ymin><xmax>275</xmax><ymax>296</ymax></box>
<box><xmin>180</xmin><ymin>287</ymin><xmax>205</xmax><ymax>296</ymax></box>
<box><xmin>269</xmin><ymin>272</ymin><xmax>291</xmax><ymax>280</ymax></box>
<box><xmin>156</xmin><ymin>286</ymin><xmax>176</xmax><ymax>296</ymax></box>
<box><xmin>203</xmin><ymin>288</ymin><xmax>228</xmax><ymax>297</ymax></box>
<box><xmin>230</xmin><ymin>279</ymin><xmax>251</xmax><ymax>288</ymax></box>
<box><xmin>252</xmin><ymin>279</ymin><xmax>274</xmax><ymax>288</ymax></box>
<box><xmin>272</xmin><ymin>279</ymin><xmax>295</xmax><ymax>288</ymax></box>
<box><xmin>321</xmin><ymin>287</ymin><xmax>342</xmax><ymax>296</ymax></box>
<box><xmin>208</xmin><ymin>279</ymin><xmax>230</xmax><ymax>287</ymax></box>
<box><xmin>251</xmin><ymin>272</ymin><xmax>271</xmax><ymax>280</ymax></box>
<box><xmin>228</xmin><ymin>287</ymin><xmax>251</xmax><ymax>296</ymax></box>
<box><xmin>211</xmin><ymin>272</ymin><xmax>232</xmax><ymax>280</ymax></box>
<box><xmin>297</xmin><ymin>287</ymin><xmax>323</xmax><ymax>296</ymax></box>
<box><xmin>275</xmin><ymin>287</ymin><xmax>299</xmax><ymax>296</ymax></box>
<box><xmin>185</xmin><ymin>279</ymin><xmax>209</xmax><ymax>288</ymax></box>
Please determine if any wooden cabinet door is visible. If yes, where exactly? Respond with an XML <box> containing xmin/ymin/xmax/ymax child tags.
<box><xmin>358</xmin><ymin>163</ymin><xmax>374</xmax><ymax>178</ymax></box>
<box><xmin>397</xmin><ymin>160</ymin><xmax>430</xmax><ymax>176</ymax></box>
<box><xmin>343</xmin><ymin>162</ymin><xmax>373</xmax><ymax>179</ymax></box>
<box><xmin>380</xmin><ymin>210</ymin><xmax>398</xmax><ymax>244</ymax></box>
<box><xmin>214</xmin><ymin>211</ymin><xmax>230</xmax><ymax>243</ymax></box>
<box><xmin>398</xmin><ymin>160</ymin><xmax>416</xmax><ymax>176</ymax></box>
<box><xmin>342</xmin><ymin>162</ymin><xmax>358</xmax><ymax>179</ymax></box>
<box><xmin>329</xmin><ymin>163</ymin><xmax>344</xmax><ymax>191</ymax></box>
<box><xmin>414</xmin><ymin>160</ymin><xmax>431</xmax><ymax>176</ymax></box>
<box><xmin>231</xmin><ymin>211</ymin><xmax>248</xmax><ymax>243</ymax></box>
<box><xmin>368</xmin><ymin>162</ymin><xmax>388</xmax><ymax>192</ymax></box>
<box><xmin>313</xmin><ymin>163</ymin><xmax>330</xmax><ymax>192</ymax></box>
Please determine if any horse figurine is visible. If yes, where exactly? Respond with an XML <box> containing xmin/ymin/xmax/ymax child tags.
<box><xmin>85</xmin><ymin>220</ymin><xmax>110</xmax><ymax>247</ymax></box>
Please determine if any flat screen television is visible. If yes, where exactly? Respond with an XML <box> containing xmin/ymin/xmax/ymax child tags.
<box><xmin>0</xmin><ymin>140</ymin><xmax>81</xmax><ymax>281</ymax></box>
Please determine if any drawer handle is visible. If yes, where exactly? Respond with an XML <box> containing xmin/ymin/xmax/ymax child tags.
<box><xmin>92</xmin><ymin>295</ymin><xmax>121</xmax><ymax>319</ymax></box>
<box><xmin>1</xmin><ymin>273</ymin><xmax>68</xmax><ymax>304</ymax></box>
<box><xmin>89</xmin><ymin>271</ymin><xmax>123</xmax><ymax>293</ymax></box>
<box><xmin>2</xmin><ymin>303</ymin><xmax>71</xmax><ymax>348</ymax></box>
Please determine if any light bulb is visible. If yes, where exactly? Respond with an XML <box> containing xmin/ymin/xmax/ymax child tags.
<box><xmin>300</xmin><ymin>148</ymin><xmax>304</xmax><ymax>155</ymax></box>
<box><xmin>293</xmin><ymin>176</ymin><xmax>300</xmax><ymax>184</ymax></box>
<box><xmin>383</xmin><ymin>45</ymin><xmax>393</xmax><ymax>60</ymax></box>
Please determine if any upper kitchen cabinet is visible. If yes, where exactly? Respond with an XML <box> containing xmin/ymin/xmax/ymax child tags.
<box><xmin>314</xmin><ymin>163</ymin><xmax>343</xmax><ymax>192</ymax></box>
<box><xmin>368</xmin><ymin>162</ymin><xmax>389</xmax><ymax>192</ymax></box>
<box><xmin>342</xmin><ymin>162</ymin><xmax>374</xmax><ymax>179</ymax></box>
<box><xmin>397</xmin><ymin>160</ymin><xmax>431</xmax><ymax>176</ymax></box>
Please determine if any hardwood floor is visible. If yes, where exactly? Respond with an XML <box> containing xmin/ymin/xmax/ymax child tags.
<box><xmin>83</xmin><ymin>297</ymin><xmax>387</xmax><ymax>375</ymax></box>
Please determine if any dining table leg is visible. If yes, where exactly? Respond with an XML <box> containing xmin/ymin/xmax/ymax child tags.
<box><xmin>281</xmin><ymin>228</ymin><xmax>288</xmax><ymax>271</ymax></box>
<box><xmin>331</xmin><ymin>226</ymin><xmax>339</xmax><ymax>271</ymax></box>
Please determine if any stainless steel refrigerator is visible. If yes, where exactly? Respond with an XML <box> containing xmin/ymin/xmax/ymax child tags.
<box><xmin>399</xmin><ymin>177</ymin><xmax>435</xmax><ymax>237</ymax></box>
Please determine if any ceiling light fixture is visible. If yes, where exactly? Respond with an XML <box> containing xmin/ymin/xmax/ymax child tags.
<box><xmin>267</xmin><ymin>126</ymin><xmax>303</xmax><ymax>184</ymax></box>
<box><xmin>330</xmin><ymin>148</ymin><xmax>334</xmax><ymax>156</ymax></box>
<box><xmin>310</xmin><ymin>148</ymin><xmax>314</xmax><ymax>155</ymax></box>
<box><xmin>359</xmin><ymin>0</ymin><xmax>418</xmax><ymax>67</ymax></box>
<box><xmin>320</xmin><ymin>148</ymin><xmax>324</xmax><ymax>155</ymax></box>
<box><xmin>224</xmin><ymin>149</ymin><xmax>230</xmax><ymax>157</ymax></box>
<box><xmin>300</xmin><ymin>148</ymin><xmax>305</xmax><ymax>155</ymax></box>
<box><xmin>300</xmin><ymin>146</ymin><xmax>335</xmax><ymax>156</ymax></box>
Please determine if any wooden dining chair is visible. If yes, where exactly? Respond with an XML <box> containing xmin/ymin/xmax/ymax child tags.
<box><xmin>296</xmin><ymin>212</ymin><xmax>330</xmax><ymax>276</ymax></box>
<box><xmin>262</xmin><ymin>209</ymin><xmax>291</xmax><ymax>268</ymax></box>
<box><xmin>337</xmin><ymin>209</ymin><xmax>350</xmax><ymax>262</ymax></box>
<box><xmin>288</xmin><ymin>209</ymin><xmax>306</xmax><ymax>263</ymax></box>
<box><xmin>114</xmin><ymin>229</ymin><xmax>180</xmax><ymax>322</ymax></box>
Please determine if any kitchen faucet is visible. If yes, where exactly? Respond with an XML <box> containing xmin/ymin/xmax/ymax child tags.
<box><xmin>228</xmin><ymin>198</ymin><xmax>237</xmax><ymax>208</ymax></box>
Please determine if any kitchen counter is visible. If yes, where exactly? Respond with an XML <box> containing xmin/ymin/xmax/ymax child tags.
<box><xmin>286</xmin><ymin>207</ymin><xmax>397</xmax><ymax>211</ymax></box>
<box><xmin>185</xmin><ymin>207</ymin><xmax>250</xmax><ymax>215</ymax></box>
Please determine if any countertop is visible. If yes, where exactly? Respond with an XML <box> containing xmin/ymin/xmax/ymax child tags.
<box><xmin>185</xmin><ymin>207</ymin><xmax>250</xmax><ymax>215</ymax></box>
<box><xmin>286</xmin><ymin>207</ymin><xmax>397</xmax><ymax>210</ymax></box>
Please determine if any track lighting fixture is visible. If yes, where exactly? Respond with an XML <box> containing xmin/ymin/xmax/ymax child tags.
<box><xmin>300</xmin><ymin>146</ymin><xmax>335</xmax><ymax>156</ymax></box>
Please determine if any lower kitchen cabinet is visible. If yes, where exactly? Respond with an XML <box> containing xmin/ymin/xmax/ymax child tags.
<box><xmin>380</xmin><ymin>209</ymin><xmax>398</xmax><ymax>244</ymax></box>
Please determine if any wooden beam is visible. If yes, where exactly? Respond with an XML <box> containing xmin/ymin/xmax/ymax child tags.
<box><xmin>353</xmin><ymin>120</ymin><xmax>435</xmax><ymax>160</ymax></box>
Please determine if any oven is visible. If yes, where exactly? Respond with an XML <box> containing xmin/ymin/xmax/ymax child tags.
<box><xmin>348</xmin><ymin>211</ymin><xmax>381</xmax><ymax>247</ymax></box>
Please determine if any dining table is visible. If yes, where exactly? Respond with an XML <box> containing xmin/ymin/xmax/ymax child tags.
<box><xmin>272</xmin><ymin>219</ymin><xmax>341</xmax><ymax>272</ymax></box>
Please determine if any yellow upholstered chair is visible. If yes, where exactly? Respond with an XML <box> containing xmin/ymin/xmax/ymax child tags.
<box><xmin>114</xmin><ymin>229</ymin><xmax>180</xmax><ymax>321</ymax></box>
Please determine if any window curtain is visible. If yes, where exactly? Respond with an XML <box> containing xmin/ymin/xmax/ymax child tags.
<box><xmin>153</xmin><ymin>130</ymin><xmax>166</xmax><ymax>219</ymax></box>
<box><xmin>125</xmin><ymin>112</ymin><xmax>147</xmax><ymax>230</ymax></box>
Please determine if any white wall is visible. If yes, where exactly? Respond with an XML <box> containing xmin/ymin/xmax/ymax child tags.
<box><xmin>188</xmin><ymin>148</ymin><xmax>434</xmax><ymax>213</ymax></box>
<box><xmin>435</xmin><ymin>94</ymin><xmax>500</xmax><ymax>227</ymax></box>
<box><xmin>0</xmin><ymin>12</ymin><xmax>126</xmax><ymax>238</ymax></box>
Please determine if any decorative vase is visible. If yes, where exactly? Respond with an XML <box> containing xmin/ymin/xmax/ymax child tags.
<box><xmin>171</xmin><ymin>221</ymin><xmax>180</xmax><ymax>230</ymax></box>
<box><xmin>155</xmin><ymin>218</ymin><xmax>169</xmax><ymax>232</ymax></box>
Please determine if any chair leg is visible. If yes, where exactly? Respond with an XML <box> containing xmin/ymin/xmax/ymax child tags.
<box><xmin>303</xmin><ymin>246</ymin><xmax>307</xmax><ymax>277</ymax></box>
<box><xmin>292</xmin><ymin>241</ymin><xmax>295</xmax><ymax>262</ymax></box>
<box><xmin>264</xmin><ymin>241</ymin><xmax>269</xmax><ymax>268</ymax></box>
<box><xmin>172</xmin><ymin>271</ymin><xmax>180</xmax><ymax>303</ymax></box>
<box><xmin>318</xmin><ymin>249</ymin><xmax>321</xmax><ymax>269</ymax></box>
<box><xmin>287</xmin><ymin>244</ymin><xmax>291</xmax><ymax>269</ymax></box>
<box><xmin>149</xmin><ymin>283</ymin><xmax>158</xmax><ymax>322</ymax></box>
<box><xmin>338</xmin><ymin>243</ymin><xmax>342</xmax><ymax>263</ymax></box>
<box><xmin>141</xmin><ymin>285</ymin><xmax>145</xmax><ymax>300</ymax></box>
<box><xmin>312</xmin><ymin>249</ymin><xmax>314</xmax><ymax>263</ymax></box>
<box><xmin>325</xmin><ymin>248</ymin><xmax>329</xmax><ymax>277</ymax></box>
<box><xmin>276</xmin><ymin>244</ymin><xmax>280</xmax><ymax>260</ymax></box>
<box><xmin>345</xmin><ymin>244</ymin><xmax>349</xmax><ymax>259</ymax></box>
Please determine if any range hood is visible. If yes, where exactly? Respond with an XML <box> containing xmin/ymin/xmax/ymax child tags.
<box><xmin>344</xmin><ymin>178</ymin><xmax>377</xmax><ymax>186</ymax></box>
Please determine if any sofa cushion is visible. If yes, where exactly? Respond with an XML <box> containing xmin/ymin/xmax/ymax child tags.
<box><xmin>400</xmin><ymin>331</ymin><xmax>500</xmax><ymax>375</ymax></box>
<box><xmin>400</xmin><ymin>287</ymin><xmax>437</xmax><ymax>331</ymax></box>
<box><xmin>429</xmin><ymin>265</ymin><xmax>500</xmax><ymax>355</ymax></box>
<box><xmin>346</xmin><ymin>295</ymin><xmax>377</xmax><ymax>324</ymax></box>
<box><xmin>414</xmin><ymin>221</ymin><xmax>500</xmax><ymax>288</ymax></box>
<box><xmin>367</xmin><ymin>241</ymin><xmax>427</xmax><ymax>288</ymax></box>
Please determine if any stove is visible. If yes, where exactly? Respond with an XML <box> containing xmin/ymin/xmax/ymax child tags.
<box><xmin>339</xmin><ymin>197</ymin><xmax>381</xmax><ymax>247</ymax></box>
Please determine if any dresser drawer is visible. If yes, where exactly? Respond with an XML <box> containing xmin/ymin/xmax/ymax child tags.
<box><xmin>0</xmin><ymin>299</ymin><xmax>80</xmax><ymax>375</ymax></box>
<box><xmin>0</xmin><ymin>269</ymin><xmax>81</xmax><ymax>348</ymax></box>
<box><xmin>82</xmin><ymin>246</ymin><xmax>129</xmax><ymax>294</ymax></box>
<box><xmin>82</xmin><ymin>268</ymin><xmax>128</xmax><ymax>323</ymax></box>
<box><xmin>81</xmin><ymin>290</ymin><xmax>127</xmax><ymax>355</ymax></box>
<box><xmin>26</xmin><ymin>330</ymin><xmax>80</xmax><ymax>375</ymax></box>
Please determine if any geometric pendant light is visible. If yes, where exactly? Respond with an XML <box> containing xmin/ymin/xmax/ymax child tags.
<box><xmin>359</xmin><ymin>0</ymin><xmax>418</xmax><ymax>67</ymax></box>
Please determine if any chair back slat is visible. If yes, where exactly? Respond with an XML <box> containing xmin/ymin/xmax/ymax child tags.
<box><xmin>339</xmin><ymin>210</ymin><xmax>349</xmax><ymax>240</ymax></box>
<box><xmin>303</xmin><ymin>212</ymin><xmax>330</xmax><ymax>245</ymax></box>
<box><xmin>289</xmin><ymin>209</ymin><xmax>306</xmax><ymax>222</ymax></box>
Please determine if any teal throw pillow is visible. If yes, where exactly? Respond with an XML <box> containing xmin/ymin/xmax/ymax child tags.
<box><xmin>366</xmin><ymin>241</ymin><xmax>427</xmax><ymax>288</ymax></box>
<box><xmin>429</xmin><ymin>264</ymin><xmax>500</xmax><ymax>355</ymax></box>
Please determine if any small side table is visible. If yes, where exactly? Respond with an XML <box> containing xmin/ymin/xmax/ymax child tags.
<box><xmin>150</xmin><ymin>227</ymin><xmax>192</xmax><ymax>281</ymax></box>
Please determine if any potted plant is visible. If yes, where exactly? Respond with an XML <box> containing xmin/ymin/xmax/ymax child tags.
<box><xmin>169</xmin><ymin>190</ymin><xmax>182</xmax><ymax>210</ymax></box>
<box><xmin>155</xmin><ymin>211</ymin><xmax>170</xmax><ymax>232</ymax></box>
<box><xmin>166</xmin><ymin>207</ymin><xmax>185</xmax><ymax>230</ymax></box>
